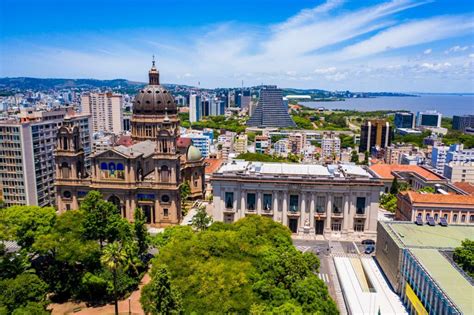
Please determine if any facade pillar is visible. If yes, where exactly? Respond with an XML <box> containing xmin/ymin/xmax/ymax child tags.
<box><xmin>325</xmin><ymin>194</ymin><xmax>332</xmax><ymax>231</ymax></box>
<box><xmin>282</xmin><ymin>191</ymin><xmax>288</xmax><ymax>226</ymax></box>
<box><xmin>300</xmin><ymin>193</ymin><xmax>306</xmax><ymax>230</ymax></box>
<box><xmin>257</xmin><ymin>191</ymin><xmax>262</xmax><ymax>214</ymax></box>
<box><xmin>310</xmin><ymin>193</ymin><xmax>315</xmax><ymax>228</ymax></box>
<box><xmin>240</xmin><ymin>189</ymin><xmax>246</xmax><ymax>220</ymax></box>
<box><xmin>273</xmin><ymin>191</ymin><xmax>279</xmax><ymax>222</ymax></box>
<box><xmin>343</xmin><ymin>194</ymin><xmax>350</xmax><ymax>232</ymax></box>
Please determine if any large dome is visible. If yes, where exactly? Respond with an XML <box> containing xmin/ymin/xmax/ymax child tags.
<box><xmin>133</xmin><ymin>61</ymin><xmax>177</xmax><ymax>115</ymax></box>
<box><xmin>187</xmin><ymin>145</ymin><xmax>202</xmax><ymax>162</ymax></box>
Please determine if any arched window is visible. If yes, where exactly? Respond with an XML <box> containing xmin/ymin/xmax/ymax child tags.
<box><xmin>161</xmin><ymin>165</ymin><xmax>169</xmax><ymax>182</ymax></box>
<box><xmin>100</xmin><ymin>162</ymin><xmax>108</xmax><ymax>170</ymax></box>
<box><xmin>108</xmin><ymin>162</ymin><xmax>116</xmax><ymax>178</ymax></box>
<box><xmin>62</xmin><ymin>137</ymin><xmax>69</xmax><ymax>150</ymax></box>
<box><xmin>461</xmin><ymin>215</ymin><xmax>466</xmax><ymax>223</ymax></box>
<box><xmin>453</xmin><ymin>214</ymin><xmax>458</xmax><ymax>222</ymax></box>
<box><xmin>61</xmin><ymin>162</ymin><xmax>70</xmax><ymax>179</ymax></box>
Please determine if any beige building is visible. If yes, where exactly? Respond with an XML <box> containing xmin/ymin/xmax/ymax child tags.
<box><xmin>288</xmin><ymin>133</ymin><xmax>306</xmax><ymax>154</ymax></box>
<box><xmin>321</xmin><ymin>132</ymin><xmax>340</xmax><ymax>163</ymax></box>
<box><xmin>56</xmin><ymin>63</ymin><xmax>205</xmax><ymax>226</ymax></box>
<box><xmin>384</xmin><ymin>144</ymin><xmax>414</xmax><ymax>164</ymax></box>
<box><xmin>211</xmin><ymin>161</ymin><xmax>383</xmax><ymax>240</ymax></box>
<box><xmin>233</xmin><ymin>134</ymin><xmax>248</xmax><ymax>154</ymax></box>
<box><xmin>81</xmin><ymin>92</ymin><xmax>123</xmax><ymax>134</ymax></box>
<box><xmin>444</xmin><ymin>161</ymin><xmax>474</xmax><ymax>183</ymax></box>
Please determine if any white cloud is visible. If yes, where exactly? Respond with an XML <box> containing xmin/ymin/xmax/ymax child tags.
<box><xmin>420</xmin><ymin>62</ymin><xmax>451</xmax><ymax>71</ymax></box>
<box><xmin>470</xmin><ymin>53</ymin><xmax>474</xmax><ymax>58</ymax></box>
<box><xmin>445</xmin><ymin>45</ymin><xmax>469</xmax><ymax>54</ymax></box>
<box><xmin>314</xmin><ymin>67</ymin><xmax>337</xmax><ymax>74</ymax></box>
<box><xmin>424</xmin><ymin>48</ymin><xmax>432</xmax><ymax>54</ymax></box>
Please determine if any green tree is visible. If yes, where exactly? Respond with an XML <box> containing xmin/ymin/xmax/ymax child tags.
<box><xmin>0</xmin><ymin>274</ymin><xmax>48</xmax><ymax>314</ymax></box>
<box><xmin>140</xmin><ymin>265</ymin><xmax>182</xmax><ymax>315</ymax></box>
<box><xmin>11</xmin><ymin>302</ymin><xmax>49</xmax><ymax>315</ymax></box>
<box><xmin>390</xmin><ymin>177</ymin><xmax>400</xmax><ymax>195</ymax></box>
<box><xmin>133</xmin><ymin>207</ymin><xmax>149</xmax><ymax>257</ymax></box>
<box><xmin>350</xmin><ymin>150</ymin><xmax>359</xmax><ymax>163</ymax></box>
<box><xmin>101</xmin><ymin>242</ymin><xmax>128</xmax><ymax>315</ymax></box>
<box><xmin>191</xmin><ymin>206</ymin><xmax>213</xmax><ymax>231</ymax></box>
<box><xmin>453</xmin><ymin>239</ymin><xmax>474</xmax><ymax>278</ymax></box>
<box><xmin>0</xmin><ymin>206</ymin><xmax>56</xmax><ymax>249</ymax></box>
<box><xmin>417</xmin><ymin>186</ymin><xmax>435</xmax><ymax>193</ymax></box>
<box><xmin>363</xmin><ymin>151</ymin><xmax>369</xmax><ymax>165</ymax></box>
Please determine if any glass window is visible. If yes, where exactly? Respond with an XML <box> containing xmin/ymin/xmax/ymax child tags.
<box><xmin>289</xmin><ymin>195</ymin><xmax>299</xmax><ymax>212</ymax></box>
<box><xmin>316</xmin><ymin>196</ymin><xmax>326</xmax><ymax>213</ymax></box>
<box><xmin>263</xmin><ymin>194</ymin><xmax>272</xmax><ymax>210</ymax></box>
<box><xmin>434</xmin><ymin>213</ymin><xmax>439</xmax><ymax>221</ymax></box>
<box><xmin>333</xmin><ymin>196</ymin><xmax>343</xmax><ymax>213</ymax></box>
<box><xmin>354</xmin><ymin>221</ymin><xmax>365</xmax><ymax>232</ymax></box>
<box><xmin>461</xmin><ymin>215</ymin><xmax>466</xmax><ymax>222</ymax></box>
<box><xmin>225</xmin><ymin>192</ymin><xmax>234</xmax><ymax>209</ymax></box>
<box><xmin>331</xmin><ymin>220</ymin><xmax>342</xmax><ymax>231</ymax></box>
<box><xmin>163</xmin><ymin>208</ymin><xmax>169</xmax><ymax>217</ymax></box>
<box><xmin>247</xmin><ymin>193</ymin><xmax>256</xmax><ymax>210</ymax></box>
<box><xmin>453</xmin><ymin>214</ymin><xmax>458</xmax><ymax>222</ymax></box>
<box><xmin>356</xmin><ymin>197</ymin><xmax>366</xmax><ymax>214</ymax></box>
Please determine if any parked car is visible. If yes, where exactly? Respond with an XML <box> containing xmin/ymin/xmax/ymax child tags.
<box><xmin>361</xmin><ymin>239</ymin><xmax>375</xmax><ymax>245</ymax></box>
<box><xmin>364</xmin><ymin>245</ymin><xmax>375</xmax><ymax>254</ymax></box>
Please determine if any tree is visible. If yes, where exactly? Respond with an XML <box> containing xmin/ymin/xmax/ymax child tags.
<box><xmin>453</xmin><ymin>239</ymin><xmax>474</xmax><ymax>278</ymax></box>
<box><xmin>0</xmin><ymin>206</ymin><xmax>56</xmax><ymax>249</ymax></box>
<box><xmin>133</xmin><ymin>208</ymin><xmax>149</xmax><ymax>258</ymax></box>
<box><xmin>191</xmin><ymin>206</ymin><xmax>213</xmax><ymax>231</ymax></box>
<box><xmin>350</xmin><ymin>150</ymin><xmax>359</xmax><ymax>163</ymax></box>
<box><xmin>140</xmin><ymin>265</ymin><xmax>182</xmax><ymax>315</ymax></box>
<box><xmin>363</xmin><ymin>151</ymin><xmax>369</xmax><ymax>165</ymax></box>
<box><xmin>390</xmin><ymin>177</ymin><xmax>400</xmax><ymax>195</ymax></box>
<box><xmin>0</xmin><ymin>274</ymin><xmax>48</xmax><ymax>314</ymax></box>
<box><xmin>101</xmin><ymin>242</ymin><xmax>128</xmax><ymax>315</ymax></box>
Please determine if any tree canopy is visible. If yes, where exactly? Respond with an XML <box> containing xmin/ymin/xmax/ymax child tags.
<box><xmin>453</xmin><ymin>239</ymin><xmax>474</xmax><ymax>278</ymax></box>
<box><xmin>144</xmin><ymin>215</ymin><xmax>338</xmax><ymax>314</ymax></box>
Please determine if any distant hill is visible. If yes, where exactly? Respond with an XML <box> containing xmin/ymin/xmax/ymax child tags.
<box><xmin>0</xmin><ymin>77</ymin><xmax>145</xmax><ymax>90</ymax></box>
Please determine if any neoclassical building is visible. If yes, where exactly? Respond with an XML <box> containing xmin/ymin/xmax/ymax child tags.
<box><xmin>55</xmin><ymin>62</ymin><xmax>205</xmax><ymax>226</ymax></box>
<box><xmin>211</xmin><ymin>161</ymin><xmax>384</xmax><ymax>240</ymax></box>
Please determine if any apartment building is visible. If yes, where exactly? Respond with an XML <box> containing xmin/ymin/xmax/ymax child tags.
<box><xmin>81</xmin><ymin>92</ymin><xmax>123</xmax><ymax>134</ymax></box>
<box><xmin>321</xmin><ymin>132</ymin><xmax>340</xmax><ymax>163</ymax></box>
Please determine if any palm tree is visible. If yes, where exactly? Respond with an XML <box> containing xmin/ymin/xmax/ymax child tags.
<box><xmin>101</xmin><ymin>241</ymin><xmax>127</xmax><ymax>315</ymax></box>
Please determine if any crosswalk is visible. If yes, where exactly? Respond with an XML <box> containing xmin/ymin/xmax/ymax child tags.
<box><xmin>318</xmin><ymin>272</ymin><xmax>330</xmax><ymax>283</ymax></box>
<box><xmin>295</xmin><ymin>245</ymin><xmax>311</xmax><ymax>253</ymax></box>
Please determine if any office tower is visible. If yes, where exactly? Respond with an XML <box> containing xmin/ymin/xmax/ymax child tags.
<box><xmin>241</xmin><ymin>90</ymin><xmax>251</xmax><ymax>109</ymax></box>
<box><xmin>189</xmin><ymin>94</ymin><xmax>202</xmax><ymax>123</ymax></box>
<box><xmin>81</xmin><ymin>92</ymin><xmax>123</xmax><ymax>134</ymax></box>
<box><xmin>0</xmin><ymin>109</ymin><xmax>65</xmax><ymax>207</ymax></box>
<box><xmin>394</xmin><ymin>112</ymin><xmax>415</xmax><ymax>129</ymax></box>
<box><xmin>181</xmin><ymin>134</ymin><xmax>210</xmax><ymax>158</ymax></box>
<box><xmin>227</xmin><ymin>90</ymin><xmax>236</xmax><ymax>107</ymax></box>
<box><xmin>321</xmin><ymin>132</ymin><xmax>341</xmax><ymax>162</ymax></box>
<box><xmin>359</xmin><ymin>119</ymin><xmax>393</xmax><ymax>153</ymax></box>
<box><xmin>247</xmin><ymin>86</ymin><xmax>296</xmax><ymax>128</ymax></box>
<box><xmin>416</xmin><ymin>110</ymin><xmax>442</xmax><ymax>128</ymax></box>
<box><xmin>452</xmin><ymin>115</ymin><xmax>474</xmax><ymax>132</ymax></box>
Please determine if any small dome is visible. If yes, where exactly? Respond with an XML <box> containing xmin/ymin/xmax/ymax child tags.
<box><xmin>187</xmin><ymin>145</ymin><xmax>202</xmax><ymax>161</ymax></box>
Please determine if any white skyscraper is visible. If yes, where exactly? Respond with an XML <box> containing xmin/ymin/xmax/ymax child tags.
<box><xmin>81</xmin><ymin>92</ymin><xmax>123</xmax><ymax>134</ymax></box>
<box><xmin>189</xmin><ymin>94</ymin><xmax>202</xmax><ymax>123</ymax></box>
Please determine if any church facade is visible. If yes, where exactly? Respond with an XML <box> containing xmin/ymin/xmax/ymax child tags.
<box><xmin>55</xmin><ymin>62</ymin><xmax>205</xmax><ymax>226</ymax></box>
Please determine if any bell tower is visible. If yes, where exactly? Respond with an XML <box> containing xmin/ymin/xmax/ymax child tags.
<box><xmin>55</xmin><ymin>120</ymin><xmax>86</xmax><ymax>180</ymax></box>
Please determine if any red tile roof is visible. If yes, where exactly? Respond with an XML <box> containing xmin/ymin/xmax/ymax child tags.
<box><xmin>115</xmin><ymin>135</ymin><xmax>133</xmax><ymax>147</ymax></box>
<box><xmin>177</xmin><ymin>137</ymin><xmax>192</xmax><ymax>148</ymax></box>
<box><xmin>370</xmin><ymin>164</ymin><xmax>443</xmax><ymax>181</ymax></box>
<box><xmin>401</xmin><ymin>191</ymin><xmax>474</xmax><ymax>206</ymax></box>
<box><xmin>453</xmin><ymin>182</ymin><xmax>474</xmax><ymax>196</ymax></box>
<box><xmin>205</xmin><ymin>158</ymin><xmax>224</xmax><ymax>175</ymax></box>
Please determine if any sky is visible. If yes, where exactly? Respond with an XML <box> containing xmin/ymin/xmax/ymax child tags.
<box><xmin>1</xmin><ymin>0</ymin><xmax>474</xmax><ymax>92</ymax></box>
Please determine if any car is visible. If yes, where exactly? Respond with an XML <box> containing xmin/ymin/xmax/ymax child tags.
<box><xmin>361</xmin><ymin>239</ymin><xmax>375</xmax><ymax>245</ymax></box>
<box><xmin>364</xmin><ymin>245</ymin><xmax>375</xmax><ymax>254</ymax></box>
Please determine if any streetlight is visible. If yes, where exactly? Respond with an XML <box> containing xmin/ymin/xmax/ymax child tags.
<box><xmin>128</xmin><ymin>297</ymin><xmax>131</xmax><ymax>315</ymax></box>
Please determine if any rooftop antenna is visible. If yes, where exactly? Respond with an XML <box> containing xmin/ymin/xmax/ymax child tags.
<box><xmin>152</xmin><ymin>54</ymin><xmax>155</xmax><ymax>67</ymax></box>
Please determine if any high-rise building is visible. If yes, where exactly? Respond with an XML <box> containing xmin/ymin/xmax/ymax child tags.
<box><xmin>444</xmin><ymin>162</ymin><xmax>474</xmax><ymax>183</ymax></box>
<box><xmin>394</xmin><ymin>112</ymin><xmax>415</xmax><ymax>129</ymax></box>
<box><xmin>359</xmin><ymin>119</ymin><xmax>393</xmax><ymax>153</ymax></box>
<box><xmin>452</xmin><ymin>115</ymin><xmax>474</xmax><ymax>132</ymax></box>
<box><xmin>288</xmin><ymin>133</ymin><xmax>306</xmax><ymax>154</ymax></box>
<box><xmin>241</xmin><ymin>90</ymin><xmax>251</xmax><ymax>109</ymax></box>
<box><xmin>416</xmin><ymin>110</ymin><xmax>442</xmax><ymax>128</ymax></box>
<box><xmin>0</xmin><ymin>109</ymin><xmax>84</xmax><ymax>207</ymax></box>
<box><xmin>247</xmin><ymin>86</ymin><xmax>296</xmax><ymax>128</ymax></box>
<box><xmin>189</xmin><ymin>94</ymin><xmax>201</xmax><ymax>123</ymax></box>
<box><xmin>81</xmin><ymin>92</ymin><xmax>123</xmax><ymax>134</ymax></box>
<box><xmin>321</xmin><ymin>132</ymin><xmax>341</xmax><ymax>162</ymax></box>
<box><xmin>233</xmin><ymin>134</ymin><xmax>248</xmax><ymax>154</ymax></box>
<box><xmin>181</xmin><ymin>133</ymin><xmax>210</xmax><ymax>158</ymax></box>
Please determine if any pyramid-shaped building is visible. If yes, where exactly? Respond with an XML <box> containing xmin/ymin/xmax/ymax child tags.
<box><xmin>247</xmin><ymin>86</ymin><xmax>296</xmax><ymax>128</ymax></box>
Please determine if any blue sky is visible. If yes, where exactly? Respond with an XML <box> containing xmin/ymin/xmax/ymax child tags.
<box><xmin>1</xmin><ymin>0</ymin><xmax>473</xmax><ymax>92</ymax></box>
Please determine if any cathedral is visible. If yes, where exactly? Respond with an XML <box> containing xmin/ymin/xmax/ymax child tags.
<box><xmin>55</xmin><ymin>61</ymin><xmax>205</xmax><ymax>226</ymax></box>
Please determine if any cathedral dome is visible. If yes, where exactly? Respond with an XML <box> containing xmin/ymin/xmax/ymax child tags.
<box><xmin>133</xmin><ymin>60</ymin><xmax>177</xmax><ymax>115</ymax></box>
<box><xmin>187</xmin><ymin>145</ymin><xmax>202</xmax><ymax>161</ymax></box>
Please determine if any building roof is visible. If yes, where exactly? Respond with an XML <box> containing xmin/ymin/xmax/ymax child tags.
<box><xmin>410</xmin><ymin>249</ymin><xmax>474</xmax><ymax>315</ymax></box>
<box><xmin>114</xmin><ymin>140</ymin><xmax>156</xmax><ymax>158</ymax></box>
<box><xmin>177</xmin><ymin>137</ymin><xmax>192</xmax><ymax>148</ymax></box>
<box><xmin>400</xmin><ymin>191</ymin><xmax>474</xmax><ymax>207</ymax></box>
<box><xmin>369</xmin><ymin>164</ymin><xmax>443</xmax><ymax>181</ymax></box>
<box><xmin>204</xmin><ymin>158</ymin><xmax>224</xmax><ymax>175</ymax></box>
<box><xmin>381</xmin><ymin>221</ymin><xmax>474</xmax><ymax>314</ymax></box>
<box><xmin>115</xmin><ymin>135</ymin><xmax>133</xmax><ymax>147</ymax></box>
<box><xmin>453</xmin><ymin>182</ymin><xmax>474</xmax><ymax>195</ymax></box>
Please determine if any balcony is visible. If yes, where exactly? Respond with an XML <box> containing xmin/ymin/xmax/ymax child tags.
<box><xmin>245</xmin><ymin>205</ymin><xmax>256</xmax><ymax>213</ymax></box>
<box><xmin>332</xmin><ymin>209</ymin><xmax>343</xmax><ymax>217</ymax></box>
<box><xmin>315</xmin><ymin>207</ymin><xmax>327</xmax><ymax>217</ymax></box>
<box><xmin>288</xmin><ymin>205</ymin><xmax>300</xmax><ymax>216</ymax></box>
<box><xmin>355</xmin><ymin>209</ymin><xmax>366</xmax><ymax>217</ymax></box>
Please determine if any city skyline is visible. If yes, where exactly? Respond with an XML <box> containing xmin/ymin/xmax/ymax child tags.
<box><xmin>1</xmin><ymin>0</ymin><xmax>474</xmax><ymax>92</ymax></box>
